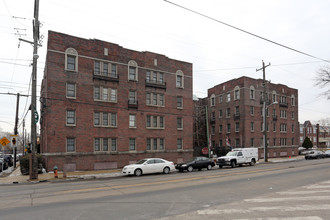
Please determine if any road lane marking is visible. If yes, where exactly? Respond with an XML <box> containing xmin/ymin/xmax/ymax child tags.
<box><xmin>197</xmin><ymin>204</ymin><xmax>330</xmax><ymax>215</ymax></box>
<box><xmin>245</xmin><ymin>196</ymin><xmax>330</xmax><ymax>203</ymax></box>
<box><xmin>234</xmin><ymin>217</ymin><xmax>323</xmax><ymax>220</ymax></box>
<box><xmin>277</xmin><ymin>190</ymin><xmax>330</xmax><ymax>195</ymax></box>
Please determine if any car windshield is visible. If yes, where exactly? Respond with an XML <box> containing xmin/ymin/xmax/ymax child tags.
<box><xmin>186</xmin><ymin>158</ymin><xmax>198</xmax><ymax>163</ymax></box>
<box><xmin>226</xmin><ymin>151</ymin><xmax>237</xmax><ymax>156</ymax></box>
<box><xmin>136</xmin><ymin>159</ymin><xmax>147</xmax><ymax>164</ymax></box>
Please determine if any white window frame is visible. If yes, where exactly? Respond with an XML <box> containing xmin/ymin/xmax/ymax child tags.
<box><xmin>129</xmin><ymin>114</ymin><xmax>136</xmax><ymax>128</ymax></box>
<box><xmin>66</xmin><ymin>82</ymin><xmax>76</xmax><ymax>99</ymax></box>
<box><xmin>250</xmin><ymin>86</ymin><xmax>255</xmax><ymax>99</ymax></box>
<box><xmin>129</xmin><ymin>138</ymin><xmax>136</xmax><ymax>151</ymax></box>
<box><xmin>177</xmin><ymin>138</ymin><xmax>183</xmax><ymax>149</ymax></box>
<box><xmin>146</xmin><ymin>115</ymin><xmax>165</xmax><ymax>129</ymax></box>
<box><xmin>94</xmin><ymin>112</ymin><xmax>117</xmax><ymax>127</ymax></box>
<box><xmin>66</xmin><ymin>110</ymin><xmax>76</xmax><ymax>126</ymax></box>
<box><xmin>176</xmin><ymin>70</ymin><xmax>184</xmax><ymax>88</ymax></box>
<box><xmin>65</xmin><ymin>48</ymin><xmax>78</xmax><ymax>72</ymax></box>
<box><xmin>66</xmin><ymin>138</ymin><xmax>76</xmax><ymax>152</ymax></box>
<box><xmin>234</xmin><ymin>86</ymin><xmax>240</xmax><ymax>100</ymax></box>
<box><xmin>177</xmin><ymin>117</ymin><xmax>183</xmax><ymax>130</ymax></box>
<box><xmin>128</xmin><ymin>60</ymin><xmax>138</xmax><ymax>81</ymax></box>
<box><xmin>177</xmin><ymin>96</ymin><xmax>183</xmax><ymax>109</ymax></box>
<box><xmin>94</xmin><ymin>86</ymin><xmax>117</xmax><ymax>103</ymax></box>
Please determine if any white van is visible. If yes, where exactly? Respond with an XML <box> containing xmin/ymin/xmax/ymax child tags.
<box><xmin>217</xmin><ymin>148</ymin><xmax>258</xmax><ymax>168</ymax></box>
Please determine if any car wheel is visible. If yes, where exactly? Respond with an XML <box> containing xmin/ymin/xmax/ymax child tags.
<box><xmin>231</xmin><ymin>160</ymin><xmax>236</xmax><ymax>168</ymax></box>
<box><xmin>207</xmin><ymin>164</ymin><xmax>212</xmax><ymax>170</ymax></box>
<box><xmin>187</xmin><ymin>166</ymin><xmax>193</xmax><ymax>172</ymax></box>
<box><xmin>250</xmin><ymin>159</ymin><xmax>255</xmax><ymax>166</ymax></box>
<box><xmin>134</xmin><ymin>169</ymin><xmax>142</xmax><ymax>177</ymax></box>
<box><xmin>163</xmin><ymin>167</ymin><xmax>170</xmax><ymax>174</ymax></box>
<box><xmin>218</xmin><ymin>165</ymin><xmax>222</xmax><ymax>169</ymax></box>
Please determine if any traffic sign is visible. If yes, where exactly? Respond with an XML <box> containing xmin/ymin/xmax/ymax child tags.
<box><xmin>202</xmin><ymin>147</ymin><xmax>209</xmax><ymax>155</ymax></box>
<box><xmin>0</xmin><ymin>137</ymin><xmax>10</xmax><ymax>147</ymax></box>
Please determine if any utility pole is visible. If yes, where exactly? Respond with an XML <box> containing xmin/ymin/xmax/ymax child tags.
<box><xmin>30</xmin><ymin>0</ymin><xmax>40</xmax><ymax>180</ymax></box>
<box><xmin>205</xmin><ymin>105</ymin><xmax>210</xmax><ymax>158</ymax></box>
<box><xmin>23</xmin><ymin>119</ymin><xmax>25</xmax><ymax>156</ymax></box>
<box><xmin>13</xmin><ymin>93</ymin><xmax>20</xmax><ymax>168</ymax></box>
<box><xmin>256</xmin><ymin>60</ymin><xmax>271</xmax><ymax>162</ymax></box>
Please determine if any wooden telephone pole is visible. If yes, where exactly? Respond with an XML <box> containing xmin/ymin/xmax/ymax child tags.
<box><xmin>256</xmin><ymin>60</ymin><xmax>271</xmax><ymax>162</ymax></box>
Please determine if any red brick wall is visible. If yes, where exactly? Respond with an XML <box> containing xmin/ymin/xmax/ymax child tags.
<box><xmin>41</xmin><ymin>31</ymin><xmax>193</xmax><ymax>171</ymax></box>
<box><xmin>207</xmin><ymin>76</ymin><xmax>299</xmax><ymax>154</ymax></box>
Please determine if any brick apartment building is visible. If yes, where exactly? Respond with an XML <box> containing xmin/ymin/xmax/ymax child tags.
<box><xmin>207</xmin><ymin>76</ymin><xmax>299</xmax><ymax>158</ymax></box>
<box><xmin>300</xmin><ymin>121</ymin><xmax>330</xmax><ymax>148</ymax></box>
<box><xmin>40</xmin><ymin>31</ymin><xmax>193</xmax><ymax>171</ymax></box>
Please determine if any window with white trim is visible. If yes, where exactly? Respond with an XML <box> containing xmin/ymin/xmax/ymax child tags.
<box><xmin>250</xmin><ymin>106</ymin><xmax>254</xmax><ymax>116</ymax></box>
<box><xmin>177</xmin><ymin>96</ymin><xmax>183</xmax><ymax>109</ymax></box>
<box><xmin>94</xmin><ymin>112</ymin><xmax>117</xmax><ymax>127</ymax></box>
<box><xmin>234</xmin><ymin>86</ymin><xmax>240</xmax><ymax>100</ymax></box>
<box><xmin>177</xmin><ymin>117</ymin><xmax>183</xmax><ymax>130</ymax></box>
<box><xmin>250</xmin><ymin>86</ymin><xmax>255</xmax><ymax>99</ymax></box>
<box><xmin>226</xmin><ymin>93</ymin><xmax>231</xmax><ymax>102</ymax></box>
<box><xmin>146</xmin><ymin>138</ymin><xmax>165</xmax><ymax>151</ymax></box>
<box><xmin>235</xmin><ymin>122</ymin><xmax>240</xmax><ymax>132</ymax></box>
<box><xmin>94</xmin><ymin>138</ymin><xmax>117</xmax><ymax>152</ymax></box>
<box><xmin>66</xmin><ymin>138</ymin><xmax>75</xmax><ymax>152</ymax></box>
<box><xmin>177</xmin><ymin>138</ymin><xmax>183</xmax><ymax>149</ymax></box>
<box><xmin>129</xmin><ymin>138</ymin><xmax>136</xmax><ymax>151</ymax></box>
<box><xmin>176</xmin><ymin>70</ymin><xmax>184</xmax><ymax>88</ymax></box>
<box><xmin>280</xmin><ymin>123</ymin><xmax>287</xmax><ymax>133</ymax></box>
<box><xmin>251</xmin><ymin>122</ymin><xmax>254</xmax><ymax>132</ymax></box>
<box><xmin>129</xmin><ymin>114</ymin><xmax>136</xmax><ymax>128</ymax></box>
<box><xmin>65</xmin><ymin>48</ymin><xmax>78</xmax><ymax>72</ymax></box>
<box><xmin>94</xmin><ymin>86</ymin><xmax>117</xmax><ymax>102</ymax></box>
<box><xmin>128</xmin><ymin>60</ymin><xmax>138</xmax><ymax>81</ymax></box>
<box><xmin>66</xmin><ymin>82</ymin><xmax>76</xmax><ymax>98</ymax></box>
<box><xmin>146</xmin><ymin>92</ymin><xmax>164</xmax><ymax>107</ymax></box>
<box><xmin>210</xmin><ymin>94</ymin><xmax>215</xmax><ymax>106</ymax></box>
<box><xmin>66</xmin><ymin>110</ymin><xmax>76</xmax><ymax>126</ymax></box>
<box><xmin>94</xmin><ymin>61</ymin><xmax>117</xmax><ymax>77</ymax></box>
<box><xmin>146</xmin><ymin>115</ymin><xmax>164</xmax><ymax>129</ymax></box>
<box><xmin>146</xmin><ymin>70</ymin><xmax>164</xmax><ymax>84</ymax></box>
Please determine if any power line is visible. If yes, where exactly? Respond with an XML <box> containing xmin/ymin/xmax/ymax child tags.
<box><xmin>164</xmin><ymin>0</ymin><xmax>330</xmax><ymax>64</ymax></box>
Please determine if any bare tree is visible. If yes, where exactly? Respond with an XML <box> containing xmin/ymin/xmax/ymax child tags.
<box><xmin>315</xmin><ymin>66</ymin><xmax>330</xmax><ymax>99</ymax></box>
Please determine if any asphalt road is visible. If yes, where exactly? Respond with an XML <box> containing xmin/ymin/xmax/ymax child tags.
<box><xmin>0</xmin><ymin>158</ymin><xmax>329</xmax><ymax>220</ymax></box>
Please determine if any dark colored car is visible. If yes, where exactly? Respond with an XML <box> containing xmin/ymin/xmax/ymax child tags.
<box><xmin>0</xmin><ymin>158</ymin><xmax>8</xmax><ymax>172</ymax></box>
<box><xmin>305</xmin><ymin>150</ymin><xmax>325</xmax><ymax>160</ymax></box>
<box><xmin>175</xmin><ymin>156</ymin><xmax>215</xmax><ymax>172</ymax></box>
<box><xmin>3</xmin><ymin>155</ymin><xmax>13</xmax><ymax>167</ymax></box>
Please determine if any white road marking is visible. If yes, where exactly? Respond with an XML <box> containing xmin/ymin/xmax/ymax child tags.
<box><xmin>234</xmin><ymin>217</ymin><xmax>323</xmax><ymax>220</ymax></box>
<box><xmin>197</xmin><ymin>204</ymin><xmax>330</xmax><ymax>215</ymax></box>
<box><xmin>244</xmin><ymin>196</ymin><xmax>330</xmax><ymax>203</ymax></box>
<box><xmin>277</xmin><ymin>190</ymin><xmax>330</xmax><ymax>195</ymax></box>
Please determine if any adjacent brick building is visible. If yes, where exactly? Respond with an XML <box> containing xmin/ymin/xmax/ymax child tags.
<box><xmin>40</xmin><ymin>31</ymin><xmax>193</xmax><ymax>171</ymax></box>
<box><xmin>300</xmin><ymin>121</ymin><xmax>330</xmax><ymax>148</ymax></box>
<box><xmin>207</xmin><ymin>76</ymin><xmax>299</xmax><ymax>158</ymax></box>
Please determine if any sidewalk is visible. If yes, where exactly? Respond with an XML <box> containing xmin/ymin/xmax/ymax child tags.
<box><xmin>0</xmin><ymin>165</ymin><xmax>122</xmax><ymax>185</ymax></box>
<box><xmin>0</xmin><ymin>155</ymin><xmax>305</xmax><ymax>185</ymax></box>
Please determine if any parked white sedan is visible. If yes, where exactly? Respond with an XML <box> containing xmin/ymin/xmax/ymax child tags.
<box><xmin>122</xmin><ymin>158</ymin><xmax>175</xmax><ymax>176</ymax></box>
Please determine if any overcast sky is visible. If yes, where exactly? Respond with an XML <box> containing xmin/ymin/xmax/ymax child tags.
<box><xmin>0</xmin><ymin>0</ymin><xmax>329</xmax><ymax>134</ymax></box>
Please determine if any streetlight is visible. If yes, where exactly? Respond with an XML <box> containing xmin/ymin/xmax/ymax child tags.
<box><xmin>263</xmin><ymin>101</ymin><xmax>278</xmax><ymax>162</ymax></box>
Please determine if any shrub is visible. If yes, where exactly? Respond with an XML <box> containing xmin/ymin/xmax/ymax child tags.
<box><xmin>302</xmin><ymin>137</ymin><xmax>313</xmax><ymax>149</ymax></box>
<box><xmin>19</xmin><ymin>154</ymin><xmax>44</xmax><ymax>175</ymax></box>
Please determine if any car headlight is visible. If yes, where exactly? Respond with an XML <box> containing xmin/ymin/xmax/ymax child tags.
<box><xmin>182</xmin><ymin>164</ymin><xmax>187</xmax><ymax>167</ymax></box>
<box><xmin>225</xmin><ymin>158</ymin><xmax>230</xmax><ymax>161</ymax></box>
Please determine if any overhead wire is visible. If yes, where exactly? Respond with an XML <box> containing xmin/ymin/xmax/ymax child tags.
<box><xmin>164</xmin><ymin>0</ymin><xmax>330</xmax><ymax>64</ymax></box>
